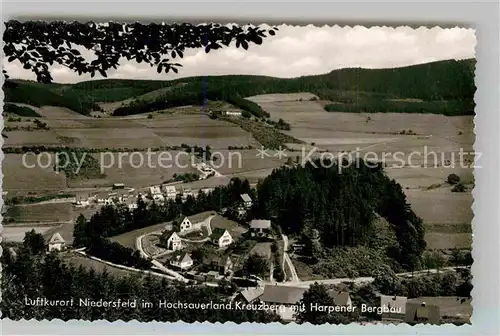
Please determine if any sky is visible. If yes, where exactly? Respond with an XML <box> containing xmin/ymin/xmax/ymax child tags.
<box><xmin>3</xmin><ymin>24</ymin><xmax>476</xmax><ymax>84</ymax></box>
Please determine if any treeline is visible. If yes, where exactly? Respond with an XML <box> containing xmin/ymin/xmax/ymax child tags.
<box><xmin>255</xmin><ymin>159</ymin><xmax>426</xmax><ymax>270</ymax></box>
<box><xmin>1</xmin><ymin>233</ymin><xmax>280</xmax><ymax>322</ymax></box>
<box><xmin>6</xmin><ymin>59</ymin><xmax>475</xmax><ymax>117</ymax></box>
<box><xmin>3</xmin><ymin>80</ymin><xmax>100</xmax><ymax>115</ymax></box>
<box><xmin>4</xmin><ymin>103</ymin><xmax>41</xmax><ymax>117</ymax></box>
<box><xmin>324</xmin><ymin>98</ymin><xmax>475</xmax><ymax>116</ymax></box>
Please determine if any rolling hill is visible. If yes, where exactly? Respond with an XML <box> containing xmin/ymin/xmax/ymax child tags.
<box><xmin>3</xmin><ymin>58</ymin><xmax>476</xmax><ymax>117</ymax></box>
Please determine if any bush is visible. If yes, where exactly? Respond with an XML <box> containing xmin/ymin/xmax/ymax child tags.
<box><xmin>451</xmin><ymin>183</ymin><xmax>466</xmax><ymax>192</ymax></box>
<box><xmin>447</xmin><ymin>173</ymin><xmax>461</xmax><ymax>185</ymax></box>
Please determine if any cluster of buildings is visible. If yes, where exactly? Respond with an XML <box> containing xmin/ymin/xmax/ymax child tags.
<box><xmin>230</xmin><ymin>285</ymin><xmax>471</xmax><ymax>325</ymax></box>
<box><xmin>149</xmin><ymin>184</ymin><xmax>214</xmax><ymax>202</ymax></box>
<box><xmin>73</xmin><ymin>184</ymin><xmax>216</xmax><ymax>211</ymax></box>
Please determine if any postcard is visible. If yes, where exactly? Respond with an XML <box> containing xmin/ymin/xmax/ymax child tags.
<box><xmin>1</xmin><ymin>20</ymin><xmax>475</xmax><ymax>326</ymax></box>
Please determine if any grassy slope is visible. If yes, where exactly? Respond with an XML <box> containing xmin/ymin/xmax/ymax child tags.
<box><xmin>4</xmin><ymin>58</ymin><xmax>476</xmax><ymax>117</ymax></box>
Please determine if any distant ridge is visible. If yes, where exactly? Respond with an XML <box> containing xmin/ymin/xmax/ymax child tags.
<box><xmin>4</xmin><ymin>58</ymin><xmax>475</xmax><ymax>117</ymax></box>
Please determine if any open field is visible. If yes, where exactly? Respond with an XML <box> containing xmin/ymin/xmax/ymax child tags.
<box><xmin>6</xmin><ymin>203</ymin><xmax>74</xmax><ymax>223</ymax></box>
<box><xmin>246</xmin><ymin>93</ymin><xmax>319</xmax><ymax>103</ymax></box>
<box><xmin>62</xmin><ymin>252</ymin><xmax>141</xmax><ymax>278</ymax></box>
<box><xmin>210</xmin><ymin>215</ymin><xmax>248</xmax><ymax>241</ymax></box>
<box><xmin>3</xmin><ymin>154</ymin><xmax>68</xmax><ymax>192</ymax></box>
<box><xmin>406</xmin><ymin>190</ymin><xmax>473</xmax><ymax>225</ymax></box>
<box><xmin>211</xmin><ymin>149</ymin><xmax>287</xmax><ymax>176</ymax></box>
<box><xmin>109</xmin><ymin>223</ymin><xmax>170</xmax><ymax>249</ymax></box>
<box><xmin>424</xmin><ymin>232</ymin><xmax>472</xmax><ymax>250</ymax></box>
<box><xmin>408</xmin><ymin>296</ymin><xmax>472</xmax><ymax>320</ymax></box>
<box><xmin>67</xmin><ymin>151</ymin><xmax>198</xmax><ymax>189</ymax></box>
<box><xmin>3</xmin><ymin>130</ymin><xmax>64</xmax><ymax>146</ymax></box>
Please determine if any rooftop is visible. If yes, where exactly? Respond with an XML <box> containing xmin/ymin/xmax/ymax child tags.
<box><xmin>211</xmin><ymin>228</ymin><xmax>229</xmax><ymax>240</ymax></box>
<box><xmin>380</xmin><ymin>295</ymin><xmax>407</xmax><ymax>314</ymax></box>
<box><xmin>250</xmin><ymin>219</ymin><xmax>271</xmax><ymax>230</ymax></box>
<box><xmin>260</xmin><ymin>285</ymin><xmax>307</xmax><ymax>305</ymax></box>
<box><xmin>240</xmin><ymin>194</ymin><xmax>252</xmax><ymax>202</ymax></box>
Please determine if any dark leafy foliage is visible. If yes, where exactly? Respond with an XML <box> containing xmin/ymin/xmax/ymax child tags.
<box><xmin>3</xmin><ymin>20</ymin><xmax>278</xmax><ymax>83</ymax></box>
<box><xmin>255</xmin><ymin>159</ymin><xmax>426</xmax><ymax>270</ymax></box>
<box><xmin>3</xmin><ymin>103</ymin><xmax>41</xmax><ymax>117</ymax></box>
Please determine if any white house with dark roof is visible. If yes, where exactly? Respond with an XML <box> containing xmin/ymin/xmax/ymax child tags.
<box><xmin>48</xmin><ymin>232</ymin><xmax>66</xmax><ymax>252</ymax></box>
<box><xmin>150</xmin><ymin>186</ymin><xmax>162</xmax><ymax>196</ymax></box>
<box><xmin>211</xmin><ymin>228</ymin><xmax>233</xmax><ymax>248</ymax></box>
<box><xmin>166</xmin><ymin>232</ymin><xmax>183</xmax><ymax>251</ymax></box>
<box><xmin>260</xmin><ymin>285</ymin><xmax>307</xmax><ymax>321</ymax></box>
<box><xmin>164</xmin><ymin>185</ymin><xmax>177</xmax><ymax>199</ymax></box>
<box><xmin>170</xmin><ymin>252</ymin><xmax>193</xmax><ymax>270</ymax></box>
<box><xmin>179</xmin><ymin>216</ymin><xmax>193</xmax><ymax>233</ymax></box>
<box><xmin>240</xmin><ymin>194</ymin><xmax>252</xmax><ymax>208</ymax></box>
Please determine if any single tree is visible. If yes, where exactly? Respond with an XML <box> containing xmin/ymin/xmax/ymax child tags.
<box><xmin>447</xmin><ymin>173</ymin><xmax>461</xmax><ymax>185</ymax></box>
<box><xmin>3</xmin><ymin>20</ymin><xmax>278</xmax><ymax>83</ymax></box>
<box><xmin>296</xmin><ymin>283</ymin><xmax>351</xmax><ymax>324</ymax></box>
<box><xmin>242</xmin><ymin>253</ymin><xmax>269</xmax><ymax>278</ymax></box>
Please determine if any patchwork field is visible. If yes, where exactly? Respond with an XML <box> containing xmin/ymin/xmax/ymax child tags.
<box><xmin>62</xmin><ymin>252</ymin><xmax>142</xmax><ymax>278</ymax></box>
<box><xmin>247</xmin><ymin>93</ymin><xmax>474</xmax><ymax>251</ymax></box>
<box><xmin>211</xmin><ymin>149</ymin><xmax>287</xmax><ymax>176</ymax></box>
<box><xmin>2</xmin><ymin>226</ymin><xmax>54</xmax><ymax>243</ymax></box>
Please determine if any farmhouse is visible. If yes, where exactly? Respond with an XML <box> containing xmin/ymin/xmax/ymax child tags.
<box><xmin>225</xmin><ymin>110</ymin><xmax>242</xmax><ymax>116</ymax></box>
<box><xmin>112</xmin><ymin>183</ymin><xmax>125</xmax><ymax>189</ymax></box>
<box><xmin>166</xmin><ymin>232</ymin><xmax>183</xmax><ymax>251</ymax></box>
<box><xmin>150</xmin><ymin>186</ymin><xmax>162</xmax><ymax>196</ymax></box>
<box><xmin>203</xmin><ymin>255</ymin><xmax>234</xmax><ymax>275</ymax></box>
<box><xmin>380</xmin><ymin>295</ymin><xmax>407</xmax><ymax>322</ymax></box>
<box><xmin>170</xmin><ymin>252</ymin><xmax>193</xmax><ymax>270</ymax></box>
<box><xmin>233</xmin><ymin>286</ymin><xmax>265</xmax><ymax>304</ymax></box>
<box><xmin>260</xmin><ymin>285</ymin><xmax>307</xmax><ymax>306</ymax></box>
<box><xmin>153</xmin><ymin>194</ymin><xmax>165</xmax><ymax>202</ymax></box>
<box><xmin>249</xmin><ymin>219</ymin><xmax>271</xmax><ymax>236</ymax></box>
<box><xmin>259</xmin><ymin>285</ymin><xmax>307</xmax><ymax>321</ymax></box>
<box><xmin>211</xmin><ymin>228</ymin><xmax>233</xmax><ymax>248</ymax></box>
<box><xmin>47</xmin><ymin>232</ymin><xmax>66</xmax><ymax>252</ymax></box>
<box><xmin>240</xmin><ymin>194</ymin><xmax>253</xmax><ymax>208</ymax></box>
<box><xmin>124</xmin><ymin>197</ymin><xmax>138</xmax><ymax>211</ymax></box>
<box><xmin>94</xmin><ymin>192</ymin><xmax>114</xmax><ymax>205</ymax></box>
<box><xmin>164</xmin><ymin>185</ymin><xmax>177</xmax><ymax>199</ymax></box>
<box><xmin>74</xmin><ymin>191</ymin><xmax>90</xmax><ymax>206</ymax></box>
<box><xmin>405</xmin><ymin>301</ymin><xmax>441</xmax><ymax>325</ymax></box>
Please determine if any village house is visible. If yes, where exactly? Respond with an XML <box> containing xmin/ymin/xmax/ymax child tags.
<box><xmin>327</xmin><ymin>289</ymin><xmax>353</xmax><ymax>308</ymax></box>
<box><xmin>164</xmin><ymin>185</ymin><xmax>177</xmax><ymax>199</ymax></box>
<box><xmin>233</xmin><ymin>286</ymin><xmax>265</xmax><ymax>304</ymax></box>
<box><xmin>259</xmin><ymin>285</ymin><xmax>307</xmax><ymax>321</ymax></box>
<box><xmin>166</xmin><ymin>232</ymin><xmax>183</xmax><ymax>251</ymax></box>
<box><xmin>112</xmin><ymin>183</ymin><xmax>125</xmax><ymax>190</ymax></box>
<box><xmin>74</xmin><ymin>191</ymin><xmax>90</xmax><ymax>206</ymax></box>
<box><xmin>124</xmin><ymin>197</ymin><xmax>138</xmax><ymax>211</ymax></box>
<box><xmin>379</xmin><ymin>295</ymin><xmax>407</xmax><ymax>322</ymax></box>
<box><xmin>179</xmin><ymin>216</ymin><xmax>193</xmax><ymax>233</ymax></box>
<box><xmin>249</xmin><ymin>219</ymin><xmax>271</xmax><ymax>237</ymax></box>
<box><xmin>95</xmin><ymin>192</ymin><xmax>114</xmax><ymax>205</ymax></box>
<box><xmin>203</xmin><ymin>255</ymin><xmax>234</xmax><ymax>275</ymax></box>
<box><xmin>211</xmin><ymin>228</ymin><xmax>233</xmax><ymax>248</ymax></box>
<box><xmin>240</xmin><ymin>194</ymin><xmax>253</xmax><ymax>208</ymax></box>
<box><xmin>149</xmin><ymin>185</ymin><xmax>162</xmax><ymax>196</ymax></box>
<box><xmin>153</xmin><ymin>193</ymin><xmax>165</xmax><ymax>202</ymax></box>
<box><xmin>47</xmin><ymin>232</ymin><xmax>66</xmax><ymax>252</ymax></box>
<box><xmin>169</xmin><ymin>252</ymin><xmax>193</xmax><ymax>270</ymax></box>
<box><xmin>405</xmin><ymin>300</ymin><xmax>441</xmax><ymax>325</ymax></box>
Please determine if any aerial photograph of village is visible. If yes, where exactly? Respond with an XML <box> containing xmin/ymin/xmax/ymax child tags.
<box><xmin>1</xmin><ymin>21</ymin><xmax>475</xmax><ymax>325</ymax></box>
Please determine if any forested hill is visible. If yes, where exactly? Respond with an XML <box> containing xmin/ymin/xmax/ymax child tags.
<box><xmin>4</xmin><ymin>58</ymin><xmax>475</xmax><ymax>117</ymax></box>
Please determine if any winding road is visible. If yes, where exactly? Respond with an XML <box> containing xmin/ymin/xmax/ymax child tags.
<box><xmin>281</xmin><ymin>234</ymin><xmax>300</xmax><ymax>283</ymax></box>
